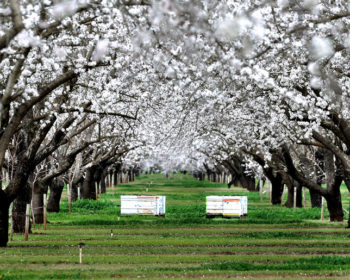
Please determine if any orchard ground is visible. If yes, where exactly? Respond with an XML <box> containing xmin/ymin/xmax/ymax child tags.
<box><xmin>1</xmin><ymin>174</ymin><xmax>350</xmax><ymax>279</ymax></box>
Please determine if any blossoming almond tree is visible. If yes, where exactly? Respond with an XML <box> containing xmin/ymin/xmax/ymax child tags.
<box><xmin>2</xmin><ymin>0</ymin><xmax>350</xmax><ymax>246</ymax></box>
<box><xmin>0</xmin><ymin>0</ymin><xmax>151</xmax><ymax>246</ymax></box>
<box><xmin>130</xmin><ymin>0</ymin><xmax>350</xmax><ymax>221</ymax></box>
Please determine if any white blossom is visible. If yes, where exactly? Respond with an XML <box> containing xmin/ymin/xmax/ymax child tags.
<box><xmin>310</xmin><ymin>36</ymin><xmax>334</xmax><ymax>59</ymax></box>
<box><xmin>92</xmin><ymin>40</ymin><xmax>109</xmax><ymax>61</ymax></box>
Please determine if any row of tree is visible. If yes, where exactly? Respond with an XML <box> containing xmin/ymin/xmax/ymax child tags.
<box><xmin>0</xmin><ymin>0</ymin><xmax>152</xmax><ymax>247</ymax></box>
<box><xmin>2</xmin><ymin>0</ymin><xmax>350</xmax><ymax>245</ymax></box>
<box><xmin>134</xmin><ymin>1</ymin><xmax>350</xmax><ymax>226</ymax></box>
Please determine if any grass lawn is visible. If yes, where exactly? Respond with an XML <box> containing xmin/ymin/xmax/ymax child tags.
<box><xmin>1</xmin><ymin>174</ymin><xmax>350</xmax><ymax>279</ymax></box>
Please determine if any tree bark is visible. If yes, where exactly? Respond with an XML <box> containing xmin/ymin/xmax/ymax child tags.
<box><xmin>324</xmin><ymin>149</ymin><xmax>344</xmax><ymax>221</ymax></box>
<box><xmin>128</xmin><ymin>170</ymin><xmax>132</xmax><ymax>183</ymax></box>
<box><xmin>270</xmin><ymin>173</ymin><xmax>283</xmax><ymax>205</ymax></box>
<box><xmin>296</xmin><ymin>184</ymin><xmax>303</xmax><ymax>208</ymax></box>
<box><xmin>285</xmin><ymin>183</ymin><xmax>294</xmax><ymax>208</ymax></box>
<box><xmin>32</xmin><ymin>190</ymin><xmax>44</xmax><ymax>224</ymax></box>
<box><xmin>324</xmin><ymin>176</ymin><xmax>344</xmax><ymax>221</ymax></box>
<box><xmin>81</xmin><ymin>167</ymin><xmax>96</xmax><ymax>200</ymax></box>
<box><xmin>70</xmin><ymin>175</ymin><xmax>84</xmax><ymax>202</ymax></box>
<box><xmin>325</xmin><ymin>193</ymin><xmax>344</xmax><ymax>221</ymax></box>
<box><xmin>309</xmin><ymin>189</ymin><xmax>322</xmax><ymax>207</ymax></box>
<box><xmin>100</xmin><ymin>170</ymin><xmax>106</xmax><ymax>193</ymax></box>
<box><xmin>284</xmin><ymin>180</ymin><xmax>300</xmax><ymax>208</ymax></box>
<box><xmin>131</xmin><ymin>169</ymin><xmax>135</xmax><ymax>181</ymax></box>
<box><xmin>121</xmin><ymin>171</ymin><xmax>124</xmax><ymax>183</ymax></box>
<box><xmin>240</xmin><ymin>174</ymin><xmax>256</xmax><ymax>191</ymax></box>
<box><xmin>0</xmin><ymin>189</ymin><xmax>9</xmax><ymax>247</ymax></box>
<box><xmin>12</xmin><ymin>184</ymin><xmax>31</xmax><ymax>233</ymax></box>
<box><xmin>71</xmin><ymin>182</ymin><xmax>78</xmax><ymax>202</ymax></box>
<box><xmin>47</xmin><ymin>180</ymin><xmax>64</xmax><ymax>212</ymax></box>
<box><xmin>114</xmin><ymin>170</ymin><xmax>118</xmax><ymax>186</ymax></box>
<box><xmin>1</xmin><ymin>145</ymin><xmax>33</xmax><ymax>242</ymax></box>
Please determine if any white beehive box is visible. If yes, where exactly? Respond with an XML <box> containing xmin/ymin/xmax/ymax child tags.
<box><xmin>241</xmin><ymin>196</ymin><xmax>248</xmax><ymax>216</ymax></box>
<box><xmin>206</xmin><ymin>196</ymin><xmax>247</xmax><ymax>218</ymax></box>
<box><xmin>222</xmin><ymin>197</ymin><xmax>243</xmax><ymax>217</ymax></box>
<box><xmin>120</xmin><ymin>195</ymin><xmax>166</xmax><ymax>216</ymax></box>
<box><xmin>205</xmin><ymin>196</ymin><xmax>223</xmax><ymax>216</ymax></box>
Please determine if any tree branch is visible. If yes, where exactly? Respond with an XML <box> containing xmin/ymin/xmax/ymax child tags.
<box><xmin>0</xmin><ymin>0</ymin><xmax>24</xmax><ymax>51</ymax></box>
<box><xmin>281</xmin><ymin>144</ymin><xmax>327</xmax><ymax>196</ymax></box>
<box><xmin>0</xmin><ymin>70</ymin><xmax>78</xmax><ymax>169</ymax></box>
<box><xmin>61</xmin><ymin>108</ymin><xmax>137</xmax><ymax>120</ymax></box>
<box><xmin>312</xmin><ymin>130</ymin><xmax>350</xmax><ymax>178</ymax></box>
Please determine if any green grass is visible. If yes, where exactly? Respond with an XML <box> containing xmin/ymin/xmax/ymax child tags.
<box><xmin>1</xmin><ymin>173</ymin><xmax>350</xmax><ymax>279</ymax></box>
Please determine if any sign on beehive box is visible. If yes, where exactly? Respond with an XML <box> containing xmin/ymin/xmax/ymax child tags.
<box><xmin>206</xmin><ymin>196</ymin><xmax>247</xmax><ymax>218</ymax></box>
<box><xmin>222</xmin><ymin>197</ymin><xmax>242</xmax><ymax>217</ymax></box>
<box><xmin>120</xmin><ymin>195</ymin><xmax>166</xmax><ymax>216</ymax></box>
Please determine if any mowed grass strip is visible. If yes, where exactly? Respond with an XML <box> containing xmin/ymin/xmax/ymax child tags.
<box><xmin>8</xmin><ymin>229</ymin><xmax>350</xmax><ymax>241</ymax></box>
<box><xmin>2</xmin><ymin>259</ymin><xmax>350</xmax><ymax>280</ymax></box>
<box><xmin>7</xmin><ymin>236</ymin><xmax>350</xmax><ymax>248</ymax></box>
<box><xmin>0</xmin><ymin>253</ymin><xmax>329</xmax><ymax>265</ymax></box>
<box><xmin>1</xmin><ymin>173</ymin><xmax>350</xmax><ymax>279</ymax></box>
<box><xmin>4</xmin><ymin>243</ymin><xmax>350</xmax><ymax>256</ymax></box>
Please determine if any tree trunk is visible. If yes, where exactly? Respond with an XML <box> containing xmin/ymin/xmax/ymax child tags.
<box><xmin>206</xmin><ymin>171</ymin><xmax>211</xmax><ymax>182</ymax></box>
<box><xmin>0</xmin><ymin>189</ymin><xmax>9</xmax><ymax>247</ymax></box>
<box><xmin>324</xmin><ymin>150</ymin><xmax>344</xmax><ymax>222</ymax></box>
<box><xmin>71</xmin><ymin>182</ymin><xmax>78</xmax><ymax>202</ymax></box>
<box><xmin>270</xmin><ymin>174</ymin><xmax>283</xmax><ymax>205</ymax></box>
<box><xmin>12</xmin><ymin>181</ymin><xmax>32</xmax><ymax>233</ymax></box>
<box><xmin>71</xmin><ymin>176</ymin><xmax>84</xmax><ymax>202</ymax></box>
<box><xmin>81</xmin><ymin>167</ymin><xmax>96</xmax><ymax>200</ymax></box>
<box><xmin>128</xmin><ymin>170</ymin><xmax>132</xmax><ymax>182</ymax></box>
<box><xmin>325</xmin><ymin>193</ymin><xmax>344</xmax><ymax>221</ymax></box>
<box><xmin>228</xmin><ymin>173</ymin><xmax>238</xmax><ymax>189</ymax></box>
<box><xmin>47</xmin><ymin>180</ymin><xmax>64</xmax><ymax>212</ymax></box>
<box><xmin>13</xmin><ymin>198</ymin><xmax>28</xmax><ymax>233</ymax></box>
<box><xmin>94</xmin><ymin>168</ymin><xmax>104</xmax><ymax>194</ymax></box>
<box><xmin>32</xmin><ymin>191</ymin><xmax>44</xmax><ymax>224</ymax></box>
<box><xmin>114</xmin><ymin>170</ymin><xmax>118</xmax><ymax>186</ymax></box>
<box><xmin>12</xmin><ymin>200</ymin><xmax>26</xmax><ymax>233</ymax></box>
<box><xmin>296</xmin><ymin>185</ymin><xmax>303</xmax><ymax>208</ymax></box>
<box><xmin>240</xmin><ymin>175</ymin><xmax>256</xmax><ymax>191</ymax></box>
<box><xmin>100</xmin><ymin>171</ymin><xmax>106</xmax><ymax>194</ymax></box>
<box><xmin>107</xmin><ymin>171</ymin><xmax>111</xmax><ymax>187</ymax></box>
<box><xmin>119</xmin><ymin>171</ymin><xmax>123</xmax><ymax>184</ymax></box>
<box><xmin>32</xmin><ymin>179</ymin><xmax>49</xmax><ymax>224</ymax></box>
<box><xmin>309</xmin><ymin>189</ymin><xmax>322</xmax><ymax>207</ymax></box>
<box><xmin>284</xmin><ymin>183</ymin><xmax>294</xmax><ymax>208</ymax></box>
<box><xmin>324</xmin><ymin>173</ymin><xmax>344</xmax><ymax>222</ymax></box>
<box><xmin>227</xmin><ymin>179</ymin><xmax>233</xmax><ymax>189</ymax></box>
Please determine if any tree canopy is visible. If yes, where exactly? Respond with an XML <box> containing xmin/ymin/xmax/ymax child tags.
<box><xmin>2</xmin><ymin>0</ymin><xmax>350</xmax><ymax>246</ymax></box>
